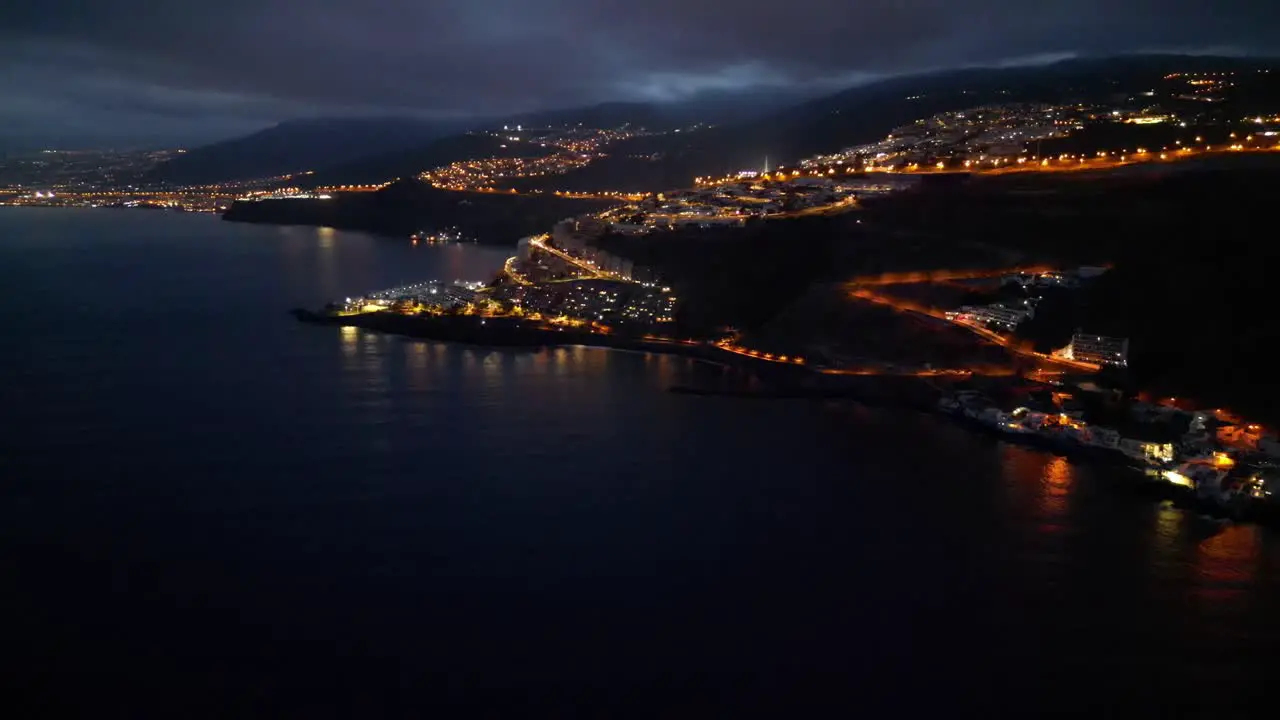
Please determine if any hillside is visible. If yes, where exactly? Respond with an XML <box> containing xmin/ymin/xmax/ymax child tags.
<box><xmin>587</xmin><ymin>153</ymin><xmax>1280</xmax><ymax>419</ymax></box>
<box><xmin>146</xmin><ymin>117</ymin><xmax>462</xmax><ymax>186</ymax></box>
<box><xmin>515</xmin><ymin>54</ymin><xmax>1280</xmax><ymax>191</ymax></box>
<box><xmin>145</xmin><ymin>55</ymin><xmax>1280</xmax><ymax>192</ymax></box>
<box><xmin>845</xmin><ymin>158</ymin><xmax>1280</xmax><ymax>421</ymax></box>
<box><xmin>145</xmin><ymin>91</ymin><xmax>806</xmax><ymax>188</ymax></box>
<box><xmin>301</xmin><ymin>133</ymin><xmax>531</xmax><ymax>187</ymax></box>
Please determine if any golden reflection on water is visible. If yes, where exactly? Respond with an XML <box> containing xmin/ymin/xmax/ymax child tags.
<box><xmin>647</xmin><ymin>354</ymin><xmax>679</xmax><ymax>389</ymax></box>
<box><xmin>339</xmin><ymin>325</ymin><xmax>359</xmax><ymax>360</ymax></box>
<box><xmin>336</xmin><ymin>329</ymin><xmax>390</xmax><ymax>420</ymax></box>
<box><xmin>1038</xmin><ymin>455</ymin><xmax>1074</xmax><ymax>522</ymax></box>
<box><xmin>549</xmin><ymin>347</ymin><xmax>570</xmax><ymax>376</ymax></box>
<box><xmin>312</xmin><ymin>226</ymin><xmax>344</xmax><ymax>300</ymax></box>
<box><xmin>998</xmin><ymin>446</ymin><xmax>1077</xmax><ymax>537</ymax></box>
<box><xmin>405</xmin><ymin>341</ymin><xmax>429</xmax><ymax>392</ymax></box>
<box><xmin>1189</xmin><ymin>524</ymin><xmax>1262</xmax><ymax>605</ymax></box>
<box><xmin>999</xmin><ymin>445</ymin><xmax>1047</xmax><ymax>510</ymax></box>
<box><xmin>479</xmin><ymin>350</ymin><xmax>506</xmax><ymax>392</ymax></box>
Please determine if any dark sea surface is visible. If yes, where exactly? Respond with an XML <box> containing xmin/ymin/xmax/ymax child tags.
<box><xmin>3</xmin><ymin>208</ymin><xmax>1280</xmax><ymax>717</ymax></box>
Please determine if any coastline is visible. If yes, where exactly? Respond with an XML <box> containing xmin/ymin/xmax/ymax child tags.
<box><xmin>294</xmin><ymin>307</ymin><xmax>1280</xmax><ymax>528</ymax></box>
<box><xmin>292</xmin><ymin>308</ymin><xmax>829</xmax><ymax>385</ymax></box>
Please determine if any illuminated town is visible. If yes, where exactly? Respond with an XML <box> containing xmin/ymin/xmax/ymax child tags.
<box><xmin>6</xmin><ymin>93</ymin><xmax>1280</xmax><ymax>213</ymax></box>
<box><xmin>308</xmin><ymin>238</ymin><xmax>1280</xmax><ymax>520</ymax></box>
<box><xmin>791</xmin><ymin>100</ymin><xmax>1280</xmax><ymax>174</ymax></box>
<box><xmin>7</xmin><ymin>64</ymin><xmax>1280</xmax><ymax>521</ymax></box>
<box><xmin>418</xmin><ymin>127</ymin><xmax>646</xmax><ymax>196</ymax></box>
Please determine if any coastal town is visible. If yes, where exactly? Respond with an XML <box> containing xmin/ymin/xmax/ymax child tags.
<box><xmin>7</xmin><ymin>62</ymin><xmax>1280</xmax><ymax>526</ymax></box>
<box><xmin>299</xmin><ymin>150</ymin><xmax>1280</xmax><ymax>525</ymax></box>
<box><xmin>419</xmin><ymin>126</ymin><xmax>645</xmax><ymax>193</ymax></box>
<box><xmin>310</xmin><ymin>247</ymin><xmax>1280</xmax><ymax>525</ymax></box>
<box><xmin>6</xmin><ymin>68</ymin><xmax>1280</xmax><ymax>213</ymax></box>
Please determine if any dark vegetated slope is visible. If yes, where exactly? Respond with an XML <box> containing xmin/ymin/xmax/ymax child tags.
<box><xmin>875</xmin><ymin>160</ymin><xmax>1280</xmax><ymax>420</ymax></box>
<box><xmin>1070</xmin><ymin>167</ymin><xmax>1280</xmax><ymax>419</ymax></box>
<box><xmin>753</xmin><ymin>284</ymin><xmax>1020</xmax><ymax>369</ymax></box>
<box><xmin>298</xmin><ymin>93</ymin><xmax>809</xmax><ymax>188</ymax></box>
<box><xmin>303</xmin><ymin>134</ymin><xmax>535</xmax><ymax>186</ymax></box>
<box><xmin>596</xmin><ymin>216</ymin><xmax>845</xmax><ymax>334</ymax></box>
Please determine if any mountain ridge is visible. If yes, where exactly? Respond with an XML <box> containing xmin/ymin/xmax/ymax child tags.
<box><xmin>157</xmin><ymin>53</ymin><xmax>1280</xmax><ymax>188</ymax></box>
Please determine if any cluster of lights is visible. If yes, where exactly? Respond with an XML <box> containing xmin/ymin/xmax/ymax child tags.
<box><xmin>420</xmin><ymin>128</ymin><xmax>641</xmax><ymax>193</ymax></box>
<box><xmin>714</xmin><ymin>340</ymin><xmax>806</xmax><ymax>365</ymax></box>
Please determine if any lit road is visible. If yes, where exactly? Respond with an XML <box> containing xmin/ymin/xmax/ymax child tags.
<box><xmin>526</xmin><ymin>234</ymin><xmax>604</xmax><ymax>277</ymax></box>
<box><xmin>847</xmin><ymin>285</ymin><xmax>1100</xmax><ymax>372</ymax></box>
<box><xmin>527</xmin><ymin>233</ymin><xmax>646</xmax><ymax>283</ymax></box>
<box><xmin>815</xmin><ymin>143</ymin><xmax>1280</xmax><ymax>179</ymax></box>
<box><xmin>775</xmin><ymin>196</ymin><xmax>860</xmax><ymax>218</ymax></box>
<box><xmin>976</xmin><ymin>143</ymin><xmax>1280</xmax><ymax>176</ymax></box>
<box><xmin>502</xmin><ymin>256</ymin><xmax>533</xmax><ymax>285</ymax></box>
<box><xmin>713</xmin><ymin>342</ymin><xmax>807</xmax><ymax>365</ymax></box>
<box><xmin>845</xmin><ymin>265</ymin><xmax>1081</xmax><ymax>286</ymax></box>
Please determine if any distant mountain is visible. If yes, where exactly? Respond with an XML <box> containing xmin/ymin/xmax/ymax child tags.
<box><xmin>145</xmin><ymin>117</ymin><xmax>465</xmax><ymax>185</ymax></box>
<box><xmin>140</xmin><ymin>90</ymin><xmax>808</xmax><ymax>187</ymax></box>
<box><xmin>149</xmin><ymin>55</ymin><xmax>1280</xmax><ymax>190</ymax></box>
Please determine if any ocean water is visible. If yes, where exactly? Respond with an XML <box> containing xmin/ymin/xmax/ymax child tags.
<box><xmin>3</xmin><ymin>208</ymin><xmax>1280</xmax><ymax>717</ymax></box>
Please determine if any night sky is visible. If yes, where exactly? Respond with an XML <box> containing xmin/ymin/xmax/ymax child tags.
<box><xmin>2</xmin><ymin>0</ymin><xmax>1278</xmax><ymax>147</ymax></box>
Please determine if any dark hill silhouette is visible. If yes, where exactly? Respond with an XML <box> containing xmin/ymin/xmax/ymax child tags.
<box><xmin>144</xmin><ymin>90</ymin><xmax>807</xmax><ymax>187</ymax></box>
<box><xmin>148</xmin><ymin>55</ymin><xmax>1280</xmax><ymax>190</ymax></box>
<box><xmin>302</xmin><ymin>134</ymin><xmax>530</xmax><ymax>187</ymax></box>
<box><xmin>146</xmin><ymin>117</ymin><xmax>463</xmax><ymax>185</ymax></box>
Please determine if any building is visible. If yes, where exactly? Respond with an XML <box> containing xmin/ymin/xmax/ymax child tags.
<box><xmin>1058</xmin><ymin>332</ymin><xmax>1129</xmax><ymax>368</ymax></box>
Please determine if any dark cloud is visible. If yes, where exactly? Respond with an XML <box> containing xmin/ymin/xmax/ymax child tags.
<box><xmin>1</xmin><ymin>0</ymin><xmax>1277</xmax><ymax>146</ymax></box>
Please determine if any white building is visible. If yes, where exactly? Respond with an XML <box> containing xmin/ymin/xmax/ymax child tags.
<box><xmin>1059</xmin><ymin>332</ymin><xmax>1129</xmax><ymax>367</ymax></box>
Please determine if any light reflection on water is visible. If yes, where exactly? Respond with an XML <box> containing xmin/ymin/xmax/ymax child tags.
<box><xmin>1038</xmin><ymin>454</ymin><xmax>1074</xmax><ymax>525</ymax></box>
<box><xmin>1190</xmin><ymin>524</ymin><xmax>1263</xmax><ymax>605</ymax></box>
<box><xmin>339</xmin><ymin>325</ymin><xmax>359</xmax><ymax>360</ymax></box>
<box><xmin>405</xmin><ymin>340</ymin><xmax>430</xmax><ymax>393</ymax></box>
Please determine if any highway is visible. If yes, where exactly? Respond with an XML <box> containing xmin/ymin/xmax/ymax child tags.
<box><xmin>526</xmin><ymin>234</ymin><xmax>644</xmax><ymax>284</ymax></box>
<box><xmin>847</xmin><ymin>285</ymin><xmax>1100</xmax><ymax>372</ymax></box>
<box><xmin>502</xmin><ymin>256</ymin><xmax>533</xmax><ymax>285</ymax></box>
<box><xmin>775</xmin><ymin>196</ymin><xmax>860</xmax><ymax>218</ymax></box>
<box><xmin>845</xmin><ymin>265</ymin><xmax>1064</xmax><ymax>286</ymax></box>
<box><xmin>828</xmin><ymin>143</ymin><xmax>1280</xmax><ymax>179</ymax></box>
<box><xmin>526</xmin><ymin>234</ymin><xmax>605</xmax><ymax>278</ymax></box>
<box><xmin>714</xmin><ymin>342</ymin><xmax>807</xmax><ymax>365</ymax></box>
